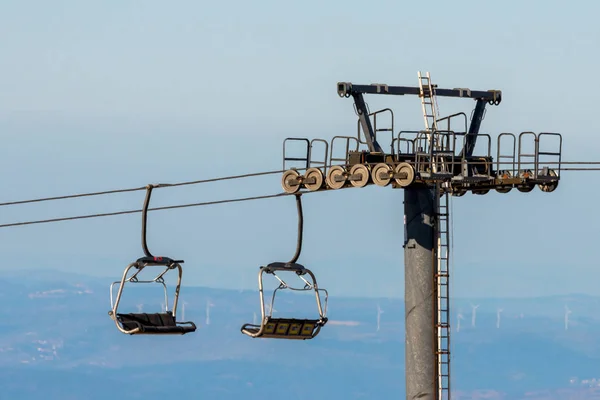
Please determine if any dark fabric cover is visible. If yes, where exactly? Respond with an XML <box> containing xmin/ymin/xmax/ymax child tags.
<box><xmin>135</xmin><ymin>256</ymin><xmax>183</xmax><ymax>265</ymax></box>
<box><xmin>116</xmin><ymin>312</ymin><xmax>196</xmax><ymax>334</ymax></box>
<box><xmin>263</xmin><ymin>262</ymin><xmax>305</xmax><ymax>273</ymax></box>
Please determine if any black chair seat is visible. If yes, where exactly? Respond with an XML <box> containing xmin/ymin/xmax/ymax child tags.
<box><xmin>241</xmin><ymin>317</ymin><xmax>326</xmax><ymax>339</ymax></box>
<box><xmin>116</xmin><ymin>312</ymin><xmax>196</xmax><ymax>335</ymax></box>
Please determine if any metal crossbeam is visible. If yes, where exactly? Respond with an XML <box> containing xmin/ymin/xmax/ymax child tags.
<box><xmin>337</xmin><ymin>82</ymin><xmax>502</xmax><ymax>103</ymax></box>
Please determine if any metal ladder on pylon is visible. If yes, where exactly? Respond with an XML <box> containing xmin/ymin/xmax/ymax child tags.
<box><xmin>435</xmin><ymin>184</ymin><xmax>451</xmax><ymax>400</ymax></box>
<box><xmin>418</xmin><ymin>71</ymin><xmax>447</xmax><ymax>176</ymax></box>
<box><xmin>418</xmin><ymin>71</ymin><xmax>439</xmax><ymax>135</ymax></box>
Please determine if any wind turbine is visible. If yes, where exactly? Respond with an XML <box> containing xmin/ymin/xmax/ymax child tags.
<box><xmin>238</xmin><ymin>273</ymin><xmax>245</xmax><ymax>293</ymax></box>
<box><xmin>266</xmin><ymin>303</ymin><xmax>277</xmax><ymax>316</ymax></box>
<box><xmin>471</xmin><ymin>304</ymin><xmax>479</xmax><ymax>328</ymax></box>
<box><xmin>181</xmin><ymin>301</ymin><xmax>188</xmax><ymax>321</ymax></box>
<box><xmin>376</xmin><ymin>304</ymin><xmax>384</xmax><ymax>332</ymax></box>
<box><xmin>565</xmin><ymin>305</ymin><xmax>572</xmax><ymax>331</ymax></box>
<box><xmin>496</xmin><ymin>308</ymin><xmax>503</xmax><ymax>329</ymax></box>
<box><xmin>205</xmin><ymin>299</ymin><xmax>214</xmax><ymax>326</ymax></box>
<box><xmin>456</xmin><ymin>310</ymin><xmax>464</xmax><ymax>332</ymax></box>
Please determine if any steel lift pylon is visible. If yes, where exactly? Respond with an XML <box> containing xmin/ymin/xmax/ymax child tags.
<box><xmin>279</xmin><ymin>72</ymin><xmax>562</xmax><ymax>400</ymax></box>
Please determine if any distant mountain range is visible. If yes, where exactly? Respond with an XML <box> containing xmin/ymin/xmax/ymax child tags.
<box><xmin>0</xmin><ymin>268</ymin><xmax>599</xmax><ymax>399</ymax></box>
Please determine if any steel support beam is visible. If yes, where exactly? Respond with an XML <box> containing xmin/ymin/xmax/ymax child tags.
<box><xmin>338</xmin><ymin>82</ymin><xmax>502</xmax><ymax>103</ymax></box>
<box><xmin>404</xmin><ymin>185</ymin><xmax>436</xmax><ymax>400</ymax></box>
<box><xmin>459</xmin><ymin>99</ymin><xmax>487</xmax><ymax>159</ymax></box>
<box><xmin>352</xmin><ymin>92</ymin><xmax>384</xmax><ymax>153</ymax></box>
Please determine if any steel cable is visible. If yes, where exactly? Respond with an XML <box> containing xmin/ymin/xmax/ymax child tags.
<box><xmin>0</xmin><ymin>192</ymin><xmax>302</xmax><ymax>229</ymax></box>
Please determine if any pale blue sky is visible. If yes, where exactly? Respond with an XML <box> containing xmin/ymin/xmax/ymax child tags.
<box><xmin>1</xmin><ymin>0</ymin><xmax>599</xmax><ymax>299</ymax></box>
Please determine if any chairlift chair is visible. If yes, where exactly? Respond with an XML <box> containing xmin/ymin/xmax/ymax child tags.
<box><xmin>240</xmin><ymin>194</ymin><xmax>329</xmax><ymax>340</ymax></box>
<box><xmin>108</xmin><ymin>184</ymin><xmax>197</xmax><ymax>335</ymax></box>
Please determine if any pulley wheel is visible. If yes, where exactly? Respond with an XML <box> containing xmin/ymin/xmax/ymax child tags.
<box><xmin>517</xmin><ymin>169</ymin><xmax>535</xmax><ymax>193</ymax></box>
<box><xmin>349</xmin><ymin>164</ymin><xmax>370</xmax><ymax>188</ymax></box>
<box><xmin>538</xmin><ymin>168</ymin><xmax>559</xmax><ymax>193</ymax></box>
<box><xmin>517</xmin><ymin>184</ymin><xmax>535</xmax><ymax>193</ymax></box>
<box><xmin>394</xmin><ymin>162</ymin><xmax>415</xmax><ymax>187</ymax></box>
<box><xmin>326</xmin><ymin>165</ymin><xmax>347</xmax><ymax>190</ymax></box>
<box><xmin>451</xmin><ymin>187</ymin><xmax>466</xmax><ymax>197</ymax></box>
<box><xmin>496</xmin><ymin>186</ymin><xmax>512</xmax><ymax>194</ymax></box>
<box><xmin>495</xmin><ymin>170</ymin><xmax>512</xmax><ymax>193</ymax></box>
<box><xmin>304</xmin><ymin>167</ymin><xmax>324</xmax><ymax>191</ymax></box>
<box><xmin>371</xmin><ymin>163</ymin><xmax>393</xmax><ymax>187</ymax></box>
<box><xmin>281</xmin><ymin>169</ymin><xmax>301</xmax><ymax>194</ymax></box>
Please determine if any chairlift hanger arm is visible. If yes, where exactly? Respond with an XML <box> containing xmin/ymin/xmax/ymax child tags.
<box><xmin>289</xmin><ymin>193</ymin><xmax>303</xmax><ymax>265</ymax></box>
<box><xmin>139</xmin><ymin>184</ymin><xmax>183</xmax><ymax>265</ymax></box>
<box><xmin>141</xmin><ymin>184</ymin><xmax>156</xmax><ymax>258</ymax></box>
<box><xmin>337</xmin><ymin>82</ymin><xmax>502</xmax><ymax>103</ymax></box>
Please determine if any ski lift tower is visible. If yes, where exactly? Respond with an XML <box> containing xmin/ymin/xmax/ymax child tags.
<box><xmin>280</xmin><ymin>72</ymin><xmax>562</xmax><ymax>399</ymax></box>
